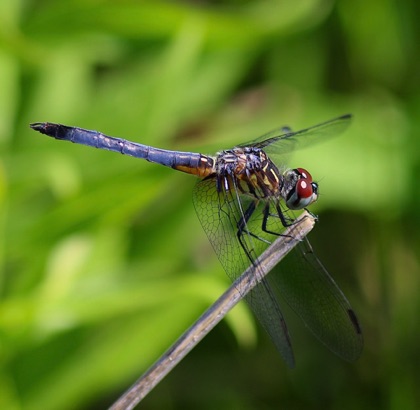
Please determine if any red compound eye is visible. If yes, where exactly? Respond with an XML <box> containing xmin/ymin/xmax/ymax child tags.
<box><xmin>295</xmin><ymin>167</ymin><xmax>313</xmax><ymax>182</ymax></box>
<box><xmin>285</xmin><ymin>168</ymin><xmax>319</xmax><ymax>210</ymax></box>
<box><xmin>296</xmin><ymin>179</ymin><xmax>313</xmax><ymax>199</ymax></box>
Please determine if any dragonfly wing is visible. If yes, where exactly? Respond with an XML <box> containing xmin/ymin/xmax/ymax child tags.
<box><xmin>193</xmin><ymin>177</ymin><xmax>295</xmax><ymax>367</ymax></box>
<box><xmin>239</xmin><ymin>114</ymin><xmax>352</xmax><ymax>167</ymax></box>
<box><xmin>268</xmin><ymin>236</ymin><xmax>363</xmax><ymax>361</ymax></box>
<box><xmin>245</xmin><ymin>277</ymin><xmax>295</xmax><ymax>367</ymax></box>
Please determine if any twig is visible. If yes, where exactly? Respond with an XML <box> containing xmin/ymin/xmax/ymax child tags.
<box><xmin>109</xmin><ymin>211</ymin><xmax>316</xmax><ymax>410</ymax></box>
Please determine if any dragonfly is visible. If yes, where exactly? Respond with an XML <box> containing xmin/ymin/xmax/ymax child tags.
<box><xmin>30</xmin><ymin>114</ymin><xmax>363</xmax><ymax>367</ymax></box>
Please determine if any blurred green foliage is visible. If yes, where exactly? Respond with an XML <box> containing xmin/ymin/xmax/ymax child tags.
<box><xmin>0</xmin><ymin>0</ymin><xmax>419</xmax><ymax>409</ymax></box>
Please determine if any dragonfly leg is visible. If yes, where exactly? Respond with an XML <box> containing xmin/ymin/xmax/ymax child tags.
<box><xmin>261</xmin><ymin>202</ymin><xmax>296</xmax><ymax>238</ymax></box>
<box><xmin>303</xmin><ymin>207</ymin><xmax>318</xmax><ymax>221</ymax></box>
<box><xmin>236</xmin><ymin>201</ymin><xmax>271</xmax><ymax>264</ymax></box>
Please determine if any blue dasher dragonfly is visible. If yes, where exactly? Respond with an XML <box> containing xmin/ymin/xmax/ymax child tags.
<box><xmin>30</xmin><ymin>114</ymin><xmax>363</xmax><ymax>367</ymax></box>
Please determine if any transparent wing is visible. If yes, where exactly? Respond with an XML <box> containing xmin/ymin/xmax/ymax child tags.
<box><xmin>193</xmin><ymin>177</ymin><xmax>296</xmax><ymax>367</ymax></box>
<box><xmin>269</xmin><ymin>238</ymin><xmax>363</xmax><ymax>362</ymax></box>
<box><xmin>238</xmin><ymin>114</ymin><xmax>352</xmax><ymax>167</ymax></box>
<box><xmin>236</xmin><ymin>198</ymin><xmax>363</xmax><ymax>361</ymax></box>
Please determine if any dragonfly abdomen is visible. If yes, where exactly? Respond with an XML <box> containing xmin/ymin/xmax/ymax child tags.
<box><xmin>30</xmin><ymin>122</ymin><xmax>215</xmax><ymax>177</ymax></box>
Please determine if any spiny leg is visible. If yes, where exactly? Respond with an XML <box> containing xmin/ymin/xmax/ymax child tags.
<box><xmin>236</xmin><ymin>201</ymin><xmax>271</xmax><ymax>264</ymax></box>
<box><xmin>261</xmin><ymin>202</ymin><xmax>296</xmax><ymax>238</ymax></box>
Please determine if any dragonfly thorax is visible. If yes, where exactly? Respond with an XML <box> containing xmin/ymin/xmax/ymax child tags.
<box><xmin>215</xmin><ymin>147</ymin><xmax>282</xmax><ymax>198</ymax></box>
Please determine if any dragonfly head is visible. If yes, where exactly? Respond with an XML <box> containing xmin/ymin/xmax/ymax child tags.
<box><xmin>285</xmin><ymin>168</ymin><xmax>318</xmax><ymax>210</ymax></box>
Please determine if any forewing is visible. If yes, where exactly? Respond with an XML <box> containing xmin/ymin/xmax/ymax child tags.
<box><xmin>238</xmin><ymin>114</ymin><xmax>352</xmax><ymax>167</ymax></box>
<box><xmin>268</xmin><ymin>237</ymin><xmax>363</xmax><ymax>361</ymax></box>
<box><xmin>193</xmin><ymin>177</ymin><xmax>296</xmax><ymax>367</ymax></box>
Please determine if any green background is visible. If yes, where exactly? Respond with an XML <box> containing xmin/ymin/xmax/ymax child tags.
<box><xmin>1</xmin><ymin>0</ymin><xmax>418</xmax><ymax>409</ymax></box>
